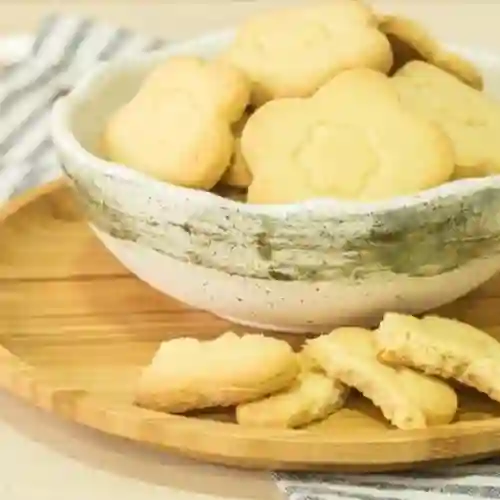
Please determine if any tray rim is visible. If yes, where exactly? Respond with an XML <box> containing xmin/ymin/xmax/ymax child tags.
<box><xmin>2</xmin><ymin>179</ymin><xmax>500</xmax><ymax>471</ymax></box>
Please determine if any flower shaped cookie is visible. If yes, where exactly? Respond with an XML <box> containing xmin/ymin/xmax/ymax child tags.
<box><xmin>223</xmin><ymin>1</ymin><xmax>393</xmax><ymax>106</ymax></box>
<box><xmin>103</xmin><ymin>56</ymin><xmax>250</xmax><ymax>189</ymax></box>
<box><xmin>393</xmin><ymin>61</ymin><xmax>500</xmax><ymax>179</ymax></box>
<box><xmin>135</xmin><ymin>332</ymin><xmax>299</xmax><ymax>413</ymax></box>
<box><xmin>241</xmin><ymin>68</ymin><xmax>455</xmax><ymax>204</ymax></box>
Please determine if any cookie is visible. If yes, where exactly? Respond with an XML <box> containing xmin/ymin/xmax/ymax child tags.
<box><xmin>103</xmin><ymin>56</ymin><xmax>250</xmax><ymax>189</ymax></box>
<box><xmin>379</xmin><ymin>14</ymin><xmax>483</xmax><ymax>90</ymax></box>
<box><xmin>303</xmin><ymin>327</ymin><xmax>458</xmax><ymax>430</ymax></box>
<box><xmin>220</xmin><ymin>111</ymin><xmax>253</xmax><ymax>188</ymax></box>
<box><xmin>242</xmin><ymin>68</ymin><xmax>454</xmax><ymax>204</ymax></box>
<box><xmin>222</xmin><ymin>1</ymin><xmax>393</xmax><ymax>106</ymax></box>
<box><xmin>236</xmin><ymin>369</ymin><xmax>348</xmax><ymax>429</ymax></box>
<box><xmin>393</xmin><ymin>61</ymin><xmax>500</xmax><ymax>179</ymax></box>
<box><xmin>377</xmin><ymin>312</ymin><xmax>500</xmax><ymax>403</ymax></box>
<box><xmin>134</xmin><ymin>332</ymin><xmax>299</xmax><ymax>413</ymax></box>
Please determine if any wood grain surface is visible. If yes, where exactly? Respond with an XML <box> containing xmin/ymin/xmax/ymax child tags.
<box><xmin>2</xmin><ymin>179</ymin><xmax>500</xmax><ymax>472</ymax></box>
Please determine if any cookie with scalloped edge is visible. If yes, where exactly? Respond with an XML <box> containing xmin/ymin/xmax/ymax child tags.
<box><xmin>303</xmin><ymin>327</ymin><xmax>458</xmax><ymax>430</ymax></box>
<box><xmin>134</xmin><ymin>332</ymin><xmax>299</xmax><ymax>413</ymax></box>
<box><xmin>222</xmin><ymin>0</ymin><xmax>393</xmax><ymax>106</ymax></box>
<box><xmin>377</xmin><ymin>312</ymin><xmax>500</xmax><ymax>403</ymax></box>
<box><xmin>103</xmin><ymin>56</ymin><xmax>250</xmax><ymax>189</ymax></box>
<box><xmin>242</xmin><ymin>68</ymin><xmax>454</xmax><ymax>204</ymax></box>
<box><xmin>393</xmin><ymin>61</ymin><xmax>500</xmax><ymax>179</ymax></box>
<box><xmin>379</xmin><ymin>14</ymin><xmax>483</xmax><ymax>90</ymax></box>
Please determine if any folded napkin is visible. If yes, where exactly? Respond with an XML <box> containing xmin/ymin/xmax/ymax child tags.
<box><xmin>2</xmin><ymin>14</ymin><xmax>500</xmax><ymax>500</ymax></box>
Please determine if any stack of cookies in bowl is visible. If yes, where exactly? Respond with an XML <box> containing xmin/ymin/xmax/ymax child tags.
<box><xmin>51</xmin><ymin>0</ymin><xmax>500</xmax><ymax>333</ymax></box>
<box><xmin>103</xmin><ymin>0</ymin><xmax>492</xmax><ymax>203</ymax></box>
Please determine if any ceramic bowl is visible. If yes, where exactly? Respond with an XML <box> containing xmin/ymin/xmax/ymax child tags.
<box><xmin>50</xmin><ymin>29</ymin><xmax>500</xmax><ymax>333</ymax></box>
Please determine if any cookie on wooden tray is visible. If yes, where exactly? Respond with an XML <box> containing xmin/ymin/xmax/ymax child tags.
<box><xmin>393</xmin><ymin>61</ymin><xmax>500</xmax><ymax>179</ymax></box>
<box><xmin>377</xmin><ymin>312</ymin><xmax>500</xmax><ymax>403</ymax></box>
<box><xmin>242</xmin><ymin>68</ymin><xmax>454</xmax><ymax>204</ymax></box>
<box><xmin>134</xmin><ymin>332</ymin><xmax>299</xmax><ymax>413</ymax></box>
<box><xmin>222</xmin><ymin>0</ymin><xmax>393</xmax><ymax>106</ymax></box>
<box><xmin>103</xmin><ymin>56</ymin><xmax>250</xmax><ymax>189</ymax></box>
<box><xmin>303</xmin><ymin>327</ymin><xmax>458</xmax><ymax>430</ymax></box>
<box><xmin>379</xmin><ymin>14</ymin><xmax>483</xmax><ymax>90</ymax></box>
<box><xmin>236</xmin><ymin>368</ymin><xmax>348</xmax><ymax>429</ymax></box>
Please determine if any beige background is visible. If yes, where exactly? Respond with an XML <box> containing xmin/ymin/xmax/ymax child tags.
<box><xmin>1</xmin><ymin>1</ymin><xmax>299</xmax><ymax>38</ymax></box>
<box><xmin>1</xmin><ymin>1</ymin><xmax>498</xmax><ymax>46</ymax></box>
<box><xmin>0</xmin><ymin>1</ymin><xmax>499</xmax><ymax>499</ymax></box>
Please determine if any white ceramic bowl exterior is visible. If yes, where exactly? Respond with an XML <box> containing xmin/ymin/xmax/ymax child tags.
<box><xmin>51</xmin><ymin>30</ymin><xmax>500</xmax><ymax>333</ymax></box>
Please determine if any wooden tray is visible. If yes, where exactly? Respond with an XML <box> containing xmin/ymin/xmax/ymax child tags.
<box><xmin>3</xmin><ymin>180</ymin><xmax>500</xmax><ymax>473</ymax></box>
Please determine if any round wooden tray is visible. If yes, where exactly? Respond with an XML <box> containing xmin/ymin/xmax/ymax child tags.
<box><xmin>2</xmin><ymin>179</ymin><xmax>500</xmax><ymax>472</ymax></box>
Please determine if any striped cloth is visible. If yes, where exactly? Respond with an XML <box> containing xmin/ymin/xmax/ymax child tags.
<box><xmin>0</xmin><ymin>14</ymin><xmax>166</xmax><ymax>202</ymax></box>
<box><xmin>273</xmin><ymin>466</ymin><xmax>500</xmax><ymax>499</ymax></box>
<box><xmin>2</xmin><ymin>14</ymin><xmax>500</xmax><ymax>500</ymax></box>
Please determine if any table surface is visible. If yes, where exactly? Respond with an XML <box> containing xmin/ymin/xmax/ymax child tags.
<box><xmin>1</xmin><ymin>1</ymin><xmax>500</xmax><ymax>499</ymax></box>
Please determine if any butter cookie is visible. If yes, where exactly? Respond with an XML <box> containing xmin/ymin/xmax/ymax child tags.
<box><xmin>134</xmin><ymin>332</ymin><xmax>299</xmax><ymax>413</ymax></box>
<box><xmin>303</xmin><ymin>327</ymin><xmax>458</xmax><ymax>430</ymax></box>
<box><xmin>379</xmin><ymin>14</ymin><xmax>483</xmax><ymax>90</ymax></box>
<box><xmin>236</xmin><ymin>366</ymin><xmax>348</xmax><ymax>429</ymax></box>
<box><xmin>393</xmin><ymin>61</ymin><xmax>500</xmax><ymax>179</ymax></box>
<box><xmin>378</xmin><ymin>313</ymin><xmax>500</xmax><ymax>403</ymax></box>
<box><xmin>242</xmin><ymin>68</ymin><xmax>454</xmax><ymax>203</ymax></box>
<box><xmin>103</xmin><ymin>56</ymin><xmax>250</xmax><ymax>189</ymax></box>
<box><xmin>223</xmin><ymin>1</ymin><xmax>393</xmax><ymax>105</ymax></box>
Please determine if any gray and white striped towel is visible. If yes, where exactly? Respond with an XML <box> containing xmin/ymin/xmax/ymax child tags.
<box><xmin>2</xmin><ymin>13</ymin><xmax>500</xmax><ymax>500</ymax></box>
<box><xmin>0</xmin><ymin>14</ymin><xmax>166</xmax><ymax>202</ymax></box>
